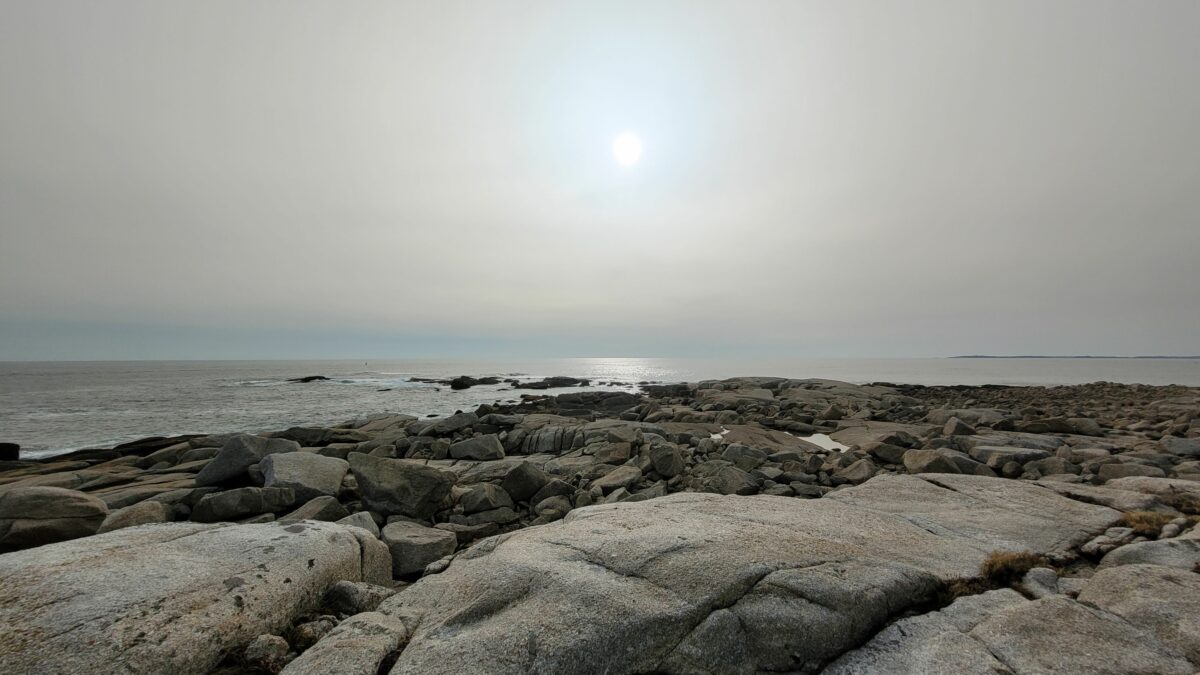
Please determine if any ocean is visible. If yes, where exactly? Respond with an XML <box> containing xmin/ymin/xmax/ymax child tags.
<box><xmin>3</xmin><ymin>357</ymin><xmax>1198</xmax><ymax>458</ymax></box>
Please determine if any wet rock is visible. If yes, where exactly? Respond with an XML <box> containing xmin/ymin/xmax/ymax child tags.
<box><xmin>0</xmin><ymin>486</ymin><xmax>109</xmax><ymax>552</ymax></box>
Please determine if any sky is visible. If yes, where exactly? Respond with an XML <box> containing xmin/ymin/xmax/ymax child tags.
<box><xmin>1</xmin><ymin>1</ymin><xmax>1198</xmax><ymax>360</ymax></box>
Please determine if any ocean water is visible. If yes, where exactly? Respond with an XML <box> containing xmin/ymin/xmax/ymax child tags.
<box><xmin>2</xmin><ymin>357</ymin><xmax>1198</xmax><ymax>458</ymax></box>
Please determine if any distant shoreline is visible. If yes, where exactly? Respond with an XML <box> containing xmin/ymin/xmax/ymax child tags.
<box><xmin>951</xmin><ymin>355</ymin><xmax>1200</xmax><ymax>359</ymax></box>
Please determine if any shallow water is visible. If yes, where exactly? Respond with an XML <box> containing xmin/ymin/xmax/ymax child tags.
<box><xmin>2</xmin><ymin>357</ymin><xmax>1197</xmax><ymax>457</ymax></box>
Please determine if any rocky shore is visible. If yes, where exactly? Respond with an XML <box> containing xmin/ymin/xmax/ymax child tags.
<box><xmin>1</xmin><ymin>377</ymin><xmax>1198</xmax><ymax>673</ymax></box>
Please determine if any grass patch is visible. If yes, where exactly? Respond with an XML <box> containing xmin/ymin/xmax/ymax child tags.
<box><xmin>980</xmin><ymin>550</ymin><xmax>1046</xmax><ymax>585</ymax></box>
<box><xmin>938</xmin><ymin>550</ymin><xmax>1048</xmax><ymax>604</ymax></box>
<box><xmin>1118</xmin><ymin>511</ymin><xmax>1173</xmax><ymax>537</ymax></box>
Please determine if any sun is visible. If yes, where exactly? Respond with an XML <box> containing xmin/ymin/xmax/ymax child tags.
<box><xmin>612</xmin><ymin>132</ymin><xmax>642</xmax><ymax>166</ymax></box>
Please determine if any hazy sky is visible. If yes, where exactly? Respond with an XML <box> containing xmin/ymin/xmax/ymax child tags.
<box><xmin>2</xmin><ymin>1</ymin><xmax>1198</xmax><ymax>360</ymax></box>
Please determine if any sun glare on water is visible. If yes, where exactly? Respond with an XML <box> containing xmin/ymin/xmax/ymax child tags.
<box><xmin>612</xmin><ymin>132</ymin><xmax>642</xmax><ymax>166</ymax></box>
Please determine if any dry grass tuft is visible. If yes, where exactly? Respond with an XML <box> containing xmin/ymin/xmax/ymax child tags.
<box><xmin>1118</xmin><ymin>511</ymin><xmax>1174</xmax><ymax>537</ymax></box>
<box><xmin>980</xmin><ymin>550</ymin><xmax>1046</xmax><ymax>585</ymax></box>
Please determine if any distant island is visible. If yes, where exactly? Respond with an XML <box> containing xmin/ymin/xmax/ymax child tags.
<box><xmin>952</xmin><ymin>355</ymin><xmax>1200</xmax><ymax>359</ymax></box>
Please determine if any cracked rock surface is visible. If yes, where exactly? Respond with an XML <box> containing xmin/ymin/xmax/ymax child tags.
<box><xmin>0</xmin><ymin>520</ymin><xmax>390</xmax><ymax>673</ymax></box>
<box><xmin>374</xmin><ymin>475</ymin><xmax>1118</xmax><ymax>674</ymax></box>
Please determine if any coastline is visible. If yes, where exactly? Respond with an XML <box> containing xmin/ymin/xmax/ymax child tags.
<box><xmin>2</xmin><ymin>376</ymin><xmax>1198</xmax><ymax>672</ymax></box>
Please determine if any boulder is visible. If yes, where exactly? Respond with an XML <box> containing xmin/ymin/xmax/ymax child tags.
<box><xmin>261</xmin><ymin>452</ymin><xmax>349</xmax><ymax>502</ymax></box>
<box><xmin>378</xmin><ymin>476</ymin><xmax>1119</xmax><ymax>674</ymax></box>
<box><xmin>190</xmin><ymin>486</ymin><xmax>295</xmax><ymax>522</ymax></box>
<box><xmin>460</xmin><ymin>483</ymin><xmax>514</xmax><ymax>514</ymax></box>
<box><xmin>336</xmin><ymin>511</ymin><xmax>380</xmax><ymax>537</ymax></box>
<box><xmin>321</xmin><ymin>580</ymin><xmax>397</xmax><ymax>615</ymax></box>
<box><xmin>902</xmin><ymin>448</ymin><xmax>993</xmax><ymax>476</ymax></box>
<box><xmin>967</xmin><ymin>446</ymin><xmax>1052</xmax><ymax>469</ymax></box>
<box><xmin>591</xmin><ymin>465</ymin><xmax>642</xmax><ymax>494</ymax></box>
<box><xmin>381</xmin><ymin>521</ymin><xmax>458</xmax><ymax>577</ymax></box>
<box><xmin>496</xmin><ymin>458</ymin><xmax>549</xmax><ymax>502</ymax></box>
<box><xmin>0</xmin><ymin>520</ymin><xmax>390</xmax><ymax>673</ymax></box>
<box><xmin>244</xmin><ymin>634</ymin><xmax>291</xmax><ymax>673</ymax></box>
<box><xmin>648</xmin><ymin>444</ymin><xmax>685</xmax><ymax>477</ymax></box>
<box><xmin>97</xmin><ymin>500</ymin><xmax>172</xmax><ymax>533</ymax></box>
<box><xmin>0</xmin><ymin>442</ymin><xmax>19</xmax><ymax>461</ymax></box>
<box><xmin>280</xmin><ymin>612</ymin><xmax>408</xmax><ymax>675</ymax></box>
<box><xmin>449</xmin><ymin>435</ymin><xmax>505</xmax><ymax>461</ymax></box>
<box><xmin>0</xmin><ymin>486</ymin><xmax>109</xmax><ymax>552</ymax></box>
<box><xmin>1097</xmin><ymin>462</ymin><xmax>1167</xmax><ymax>482</ymax></box>
<box><xmin>1160</xmin><ymin>436</ymin><xmax>1200</xmax><ymax>458</ymax></box>
<box><xmin>280</xmin><ymin>495</ymin><xmax>350</xmax><ymax>523</ymax></box>
<box><xmin>348</xmin><ymin>452</ymin><xmax>455</xmax><ymax>518</ymax></box>
<box><xmin>194</xmin><ymin>434</ymin><xmax>302</xmax><ymax>487</ymax></box>
<box><xmin>1078</xmin><ymin>563</ymin><xmax>1200</xmax><ymax>664</ymax></box>
<box><xmin>1098</xmin><ymin>538</ymin><xmax>1200</xmax><ymax>570</ymax></box>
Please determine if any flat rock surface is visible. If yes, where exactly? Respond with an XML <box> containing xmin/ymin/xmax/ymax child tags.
<box><xmin>825</xmin><ymin>473</ymin><xmax>1119</xmax><ymax>555</ymax></box>
<box><xmin>378</xmin><ymin>475</ymin><xmax>1118</xmax><ymax>674</ymax></box>
<box><xmin>0</xmin><ymin>520</ymin><xmax>389</xmax><ymax>674</ymax></box>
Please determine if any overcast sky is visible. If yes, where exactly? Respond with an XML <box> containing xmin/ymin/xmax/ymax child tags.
<box><xmin>1</xmin><ymin>1</ymin><xmax>1197</xmax><ymax>360</ymax></box>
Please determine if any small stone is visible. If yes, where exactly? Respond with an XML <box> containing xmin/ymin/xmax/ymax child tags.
<box><xmin>244</xmin><ymin>634</ymin><xmax>291</xmax><ymax>673</ymax></box>
<box><xmin>322</xmin><ymin>580</ymin><xmax>397</xmax><ymax>615</ymax></box>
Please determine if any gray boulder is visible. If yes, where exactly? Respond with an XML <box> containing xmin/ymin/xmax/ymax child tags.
<box><xmin>902</xmin><ymin>448</ymin><xmax>993</xmax><ymax>476</ymax></box>
<box><xmin>1079</xmin><ymin>563</ymin><xmax>1200</xmax><ymax>664</ymax></box>
<box><xmin>194</xmin><ymin>434</ymin><xmax>302</xmax><ymax>487</ymax></box>
<box><xmin>348</xmin><ymin>452</ymin><xmax>455</xmax><ymax>518</ymax></box>
<box><xmin>321</xmin><ymin>580</ymin><xmax>397</xmax><ymax>615</ymax></box>
<box><xmin>967</xmin><ymin>445</ymin><xmax>1052</xmax><ymax>469</ymax></box>
<box><xmin>279</xmin><ymin>495</ymin><xmax>350</xmax><ymax>523</ymax></box>
<box><xmin>500</xmin><ymin>462</ymin><xmax>550</xmax><ymax>502</ymax></box>
<box><xmin>336</xmin><ymin>511</ymin><xmax>380</xmax><ymax>537</ymax></box>
<box><xmin>1160</xmin><ymin>436</ymin><xmax>1200</xmax><ymax>458</ymax></box>
<box><xmin>0</xmin><ymin>486</ymin><xmax>109</xmax><ymax>552</ymax></box>
<box><xmin>449</xmin><ymin>434</ymin><xmax>505</xmax><ymax>461</ymax></box>
<box><xmin>191</xmin><ymin>486</ymin><xmax>295</xmax><ymax>522</ymax></box>
<box><xmin>460</xmin><ymin>483</ymin><xmax>514</xmax><ymax>514</ymax></box>
<box><xmin>0</xmin><ymin>520</ymin><xmax>390</xmax><ymax>673</ymax></box>
<box><xmin>1098</xmin><ymin>538</ymin><xmax>1200</xmax><ymax>570</ymax></box>
<box><xmin>261</xmin><ymin>452</ymin><xmax>349</xmax><ymax>502</ymax></box>
<box><xmin>280</xmin><ymin>612</ymin><xmax>408</xmax><ymax>675</ymax></box>
<box><xmin>591</xmin><ymin>465</ymin><xmax>642</xmax><ymax>494</ymax></box>
<box><xmin>381</xmin><ymin>521</ymin><xmax>458</xmax><ymax>577</ymax></box>
<box><xmin>649</xmin><ymin>444</ymin><xmax>685</xmax><ymax>477</ymax></box>
<box><xmin>97</xmin><ymin>500</ymin><xmax>172</xmax><ymax>533</ymax></box>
